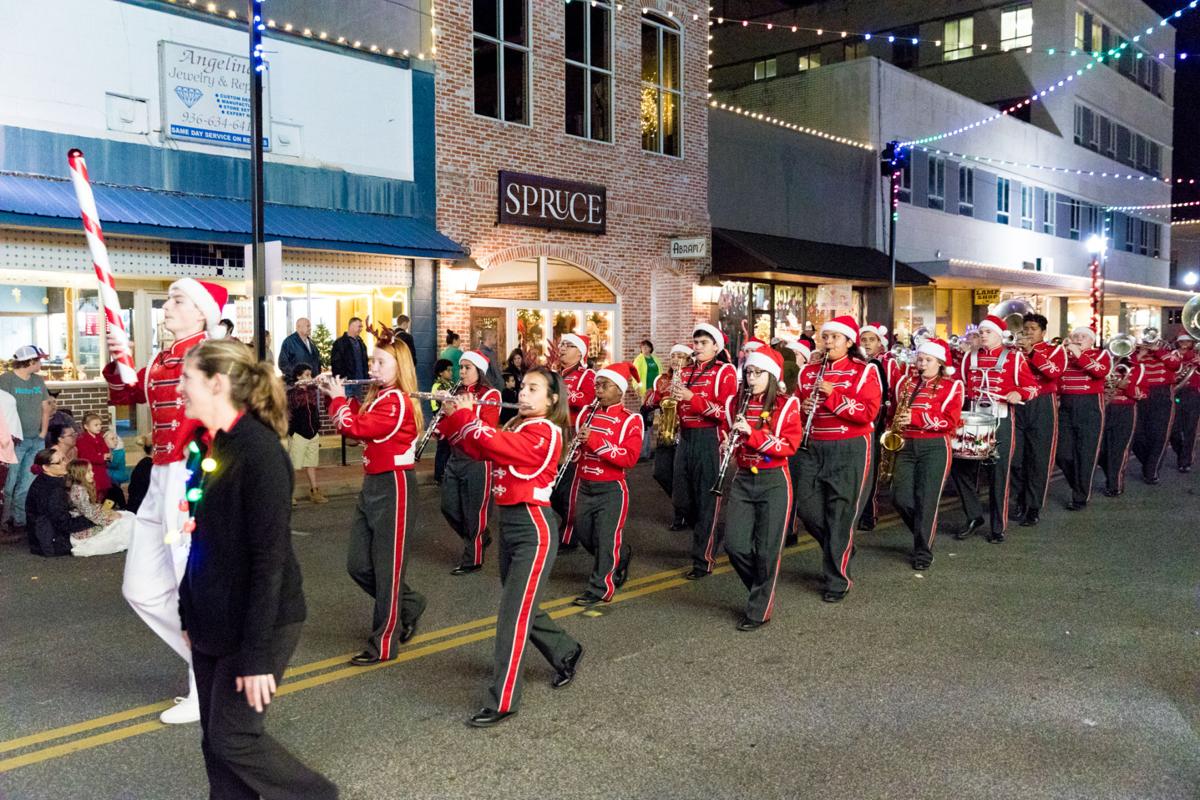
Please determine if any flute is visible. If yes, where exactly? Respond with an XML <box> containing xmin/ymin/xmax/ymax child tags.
<box><xmin>408</xmin><ymin>390</ymin><xmax>522</xmax><ymax>410</ymax></box>
<box><xmin>298</xmin><ymin>374</ymin><xmax>379</xmax><ymax>387</ymax></box>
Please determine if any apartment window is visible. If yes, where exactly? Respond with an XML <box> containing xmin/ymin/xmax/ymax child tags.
<box><xmin>1042</xmin><ymin>191</ymin><xmax>1055</xmax><ymax>235</ymax></box>
<box><xmin>641</xmin><ymin>13</ymin><xmax>681</xmax><ymax>157</ymax></box>
<box><xmin>1138</xmin><ymin>220</ymin><xmax>1150</xmax><ymax>256</ymax></box>
<box><xmin>843</xmin><ymin>40</ymin><xmax>869</xmax><ymax>61</ymax></box>
<box><xmin>897</xmin><ymin>163</ymin><xmax>912</xmax><ymax>204</ymax></box>
<box><xmin>943</xmin><ymin>16</ymin><xmax>974</xmax><ymax>62</ymax></box>
<box><xmin>996</xmin><ymin>178</ymin><xmax>1011</xmax><ymax>224</ymax></box>
<box><xmin>797</xmin><ymin>50</ymin><xmax>821</xmax><ymax>71</ymax></box>
<box><xmin>1068</xmin><ymin>199</ymin><xmax>1082</xmax><ymax>240</ymax></box>
<box><xmin>892</xmin><ymin>28</ymin><xmax>919</xmax><ymax>70</ymax></box>
<box><xmin>1124</xmin><ymin>216</ymin><xmax>1135</xmax><ymax>253</ymax></box>
<box><xmin>565</xmin><ymin>0</ymin><xmax>612</xmax><ymax>141</ymax></box>
<box><xmin>1074</xmin><ymin>10</ymin><xmax>1085</xmax><ymax>50</ymax></box>
<box><xmin>1152</xmin><ymin>223</ymin><xmax>1162</xmax><ymax>258</ymax></box>
<box><xmin>1001</xmin><ymin>5</ymin><xmax>1033</xmax><ymax>51</ymax></box>
<box><xmin>958</xmin><ymin>167</ymin><xmax>975</xmax><ymax>216</ymax></box>
<box><xmin>927</xmin><ymin>156</ymin><xmax>945</xmax><ymax>210</ymax></box>
<box><xmin>474</xmin><ymin>0</ymin><xmax>530</xmax><ymax>124</ymax></box>
<box><xmin>1020</xmin><ymin>185</ymin><xmax>1034</xmax><ymax>230</ymax></box>
<box><xmin>753</xmin><ymin>57</ymin><xmax>777</xmax><ymax>80</ymax></box>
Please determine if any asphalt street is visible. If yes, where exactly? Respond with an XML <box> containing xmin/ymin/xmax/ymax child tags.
<box><xmin>1</xmin><ymin>462</ymin><xmax>1197</xmax><ymax>800</ymax></box>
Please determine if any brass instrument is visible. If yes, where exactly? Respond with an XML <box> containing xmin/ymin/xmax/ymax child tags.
<box><xmin>1104</xmin><ymin>363</ymin><xmax>1132</xmax><ymax>402</ymax></box>
<box><xmin>1106</xmin><ymin>333</ymin><xmax>1136</xmax><ymax>359</ymax></box>
<box><xmin>1175</xmin><ymin>363</ymin><xmax>1197</xmax><ymax>390</ymax></box>
<box><xmin>1182</xmin><ymin>294</ymin><xmax>1200</xmax><ymax>340</ymax></box>
<box><xmin>991</xmin><ymin>297</ymin><xmax>1036</xmax><ymax>333</ymax></box>
<box><xmin>1138</xmin><ymin>327</ymin><xmax>1162</xmax><ymax>347</ymax></box>
<box><xmin>554</xmin><ymin>399</ymin><xmax>600</xmax><ymax>489</ymax></box>
<box><xmin>657</xmin><ymin>363</ymin><xmax>686</xmax><ymax>446</ymax></box>
<box><xmin>711</xmin><ymin>385</ymin><xmax>751</xmax><ymax>496</ymax></box>
<box><xmin>799</xmin><ymin>352</ymin><xmax>830</xmax><ymax>451</ymax></box>
<box><xmin>878</xmin><ymin>376</ymin><xmax>922</xmax><ymax>485</ymax></box>
<box><xmin>412</xmin><ymin>381</ymin><xmax>462</xmax><ymax>460</ymax></box>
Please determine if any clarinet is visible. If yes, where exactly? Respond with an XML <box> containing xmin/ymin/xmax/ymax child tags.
<box><xmin>800</xmin><ymin>352</ymin><xmax>830</xmax><ymax>451</ymax></box>
<box><xmin>413</xmin><ymin>379</ymin><xmax>461</xmax><ymax>461</ymax></box>
<box><xmin>710</xmin><ymin>384</ymin><xmax>751</xmax><ymax>496</ymax></box>
<box><xmin>553</xmin><ymin>399</ymin><xmax>600</xmax><ymax>489</ymax></box>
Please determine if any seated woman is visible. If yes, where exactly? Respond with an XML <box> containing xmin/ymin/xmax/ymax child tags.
<box><xmin>65</xmin><ymin>459</ymin><xmax>134</xmax><ymax>557</ymax></box>
<box><xmin>25</xmin><ymin>449</ymin><xmax>94</xmax><ymax>557</ymax></box>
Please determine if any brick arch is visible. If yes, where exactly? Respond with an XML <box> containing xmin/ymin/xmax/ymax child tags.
<box><xmin>479</xmin><ymin>244</ymin><xmax>629</xmax><ymax>299</ymax></box>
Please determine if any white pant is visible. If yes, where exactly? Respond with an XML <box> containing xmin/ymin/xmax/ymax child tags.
<box><xmin>122</xmin><ymin>462</ymin><xmax>192</xmax><ymax>664</ymax></box>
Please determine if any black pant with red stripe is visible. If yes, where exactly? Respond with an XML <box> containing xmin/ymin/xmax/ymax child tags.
<box><xmin>1170</xmin><ymin>387</ymin><xmax>1199</xmax><ymax>469</ymax></box>
<box><xmin>550</xmin><ymin>462</ymin><xmax>577</xmax><ymax>543</ymax></box>
<box><xmin>1133</xmin><ymin>386</ymin><xmax>1175</xmax><ymax>481</ymax></box>
<box><xmin>440</xmin><ymin>451</ymin><xmax>491</xmax><ymax>568</ymax></box>
<box><xmin>347</xmin><ymin>471</ymin><xmax>426</xmax><ymax>661</ymax></box>
<box><xmin>1100</xmin><ymin>403</ymin><xmax>1137</xmax><ymax>494</ymax></box>
<box><xmin>857</xmin><ymin>410</ymin><xmax>886</xmax><ymax>529</ymax></box>
<box><xmin>676</xmin><ymin>426</ymin><xmax>722</xmax><ymax>573</ymax></box>
<box><xmin>569</xmin><ymin>479</ymin><xmax>631</xmax><ymax>601</ymax></box>
<box><xmin>489</xmin><ymin>503</ymin><xmax>579</xmax><ymax>714</ymax></box>
<box><xmin>891</xmin><ymin>437</ymin><xmax>952</xmax><ymax>564</ymax></box>
<box><xmin>793</xmin><ymin>436</ymin><xmax>870</xmax><ymax>597</ymax></box>
<box><xmin>951</xmin><ymin>412</ymin><xmax>1015</xmax><ymax>536</ymax></box>
<box><xmin>724</xmin><ymin>467</ymin><xmax>791</xmax><ymax>622</ymax></box>
<box><xmin>1056</xmin><ymin>393</ymin><xmax>1105</xmax><ymax>505</ymax></box>
<box><xmin>1011</xmin><ymin>393</ymin><xmax>1058</xmax><ymax>515</ymax></box>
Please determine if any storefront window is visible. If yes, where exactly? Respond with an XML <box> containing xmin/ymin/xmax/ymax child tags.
<box><xmin>717</xmin><ymin>280</ymin><xmax>750</xmax><ymax>353</ymax></box>
<box><xmin>517</xmin><ymin>307</ymin><xmax>548</xmax><ymax>365</ymax></box>
<box><xmin>773</xmin><ymin>286</ymin><xmax>806</xmax><ymax>339</ymax></box>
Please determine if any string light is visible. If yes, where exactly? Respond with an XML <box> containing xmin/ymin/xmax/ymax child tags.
<box><xmin>710</xmin><ymin>100</ymin><xmax>874</xmax><ymax>150</ymax></box>
<box><xmin>1108</xmin><ymin>199</ymin><xmax>1200</xmax><ymax>211</ymax></box>
<box><xmin>913</xmin><ymin>145</ymin><xmax>1195</xmax><ymax>185</ymax></box>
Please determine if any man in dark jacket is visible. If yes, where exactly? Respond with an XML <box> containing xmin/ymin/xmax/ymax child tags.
<box><xmin>331</xmin><ymin>317</ymin><xmax>370</xmax><ymax>400</ymax></box>
<box><xmin>395</xmin><ymin>315</ymin><xmax>418</xmax><ymax>372</ymax></box>
<box><xmin>26</xmin><ymin>449</ymin><xmax>92</xmax><ymax>556</ymax></box>
<box><xmin>277</xmin><ymin>318</ymin><xmax>319</xmax><ymax>384</ymax></box>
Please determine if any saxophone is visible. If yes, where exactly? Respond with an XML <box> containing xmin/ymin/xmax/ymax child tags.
<box><xmin>657</xmin><ymin>364</ymin><xmax>685</xmax><ymax>446</ymax></box>
<box><xmin>878</xmin><ymin>375</ymin><xmax>922</xmax><ymax>485</ymax></box>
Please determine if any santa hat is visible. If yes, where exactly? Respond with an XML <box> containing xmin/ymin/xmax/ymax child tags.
<box><xmin>169</xmin><ymin>278</ymin><xmax>228</xmax><ymax>335</ymax></box>
<box><xmin>560</xmin><ymin>333</ymin><xmax>590</xmax><ymax>354</ymax></box>
<box><xmin>821</xmin><ymin>315</ymin><xmax>860</xmax><ymax>344</ymax></box>
<box><xmin>670</xmin><ymin>343</ymin><xmax>695</xmax><ymax>357</ymax></box>
<box><xmin>1071</xmin><ymin>326</ymin><xmax>1097</xmax><ymax>341</ymax></box>
<box><xmin>860</xmin><ymin>322</ymin><xmax>889</xmax><ymax>346</ymax></box>
<box><xmin>693</xmin><ymin>322</ymin><xmax>725</xmax><ymax>351</ymax></box>
<box><xmin>1175</xmin><ymin>332</ymin><xmax>1195</xmax><ymax>343</ymax></box>
<box><xmin>744</xmin><ymin>346</ymin><xmax>784</xmax><ymax>381</ymax></box>
<box><xmin>785</xmin><ymin>339</ymin><xmax>812</xmax><ymax>362</ymax></box>
<box><xmin>918</xmin><ymin>336</ymin><xmax>954</xmax><ymax>369</ymax></box>
<box><xmin>742</xmin><ymin>337</ymin><xmax>766</xmax><ymax>352</ymax></box>
<box><xmin>978</xmin><ymin>315</ymin><xmax>1006</xmax><ymax>337</ymax></box>
<box><xmin>595</xmin><ymin>361</ymin><xmax>639</xmax><ymax>394</ymax></box>
<box><xmin>460</xmin><ymin>349</ymin><xmax>490</xmax><ymax>374</ymax></box>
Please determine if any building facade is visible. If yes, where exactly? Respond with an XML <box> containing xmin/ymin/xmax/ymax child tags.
<box><xmin>433</xmin><ymin>0</ymin><xmax>711</xmax><ymax>370</ymax></box>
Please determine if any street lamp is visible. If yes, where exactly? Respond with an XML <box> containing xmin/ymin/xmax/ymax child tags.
<box><xmin>1085</xmin><ymin>234</ymin><xmax>1107</xmax><ymax>255</ymax></box>
<box><xmin>1184</xmin><ymin>271</ymin><xmax>1198</xmax><ymax>289</ymax></box>
<box><xmin>696</xmin><ymin>272</ymin><xmax>723</xmax><ymax>305</ymax></box>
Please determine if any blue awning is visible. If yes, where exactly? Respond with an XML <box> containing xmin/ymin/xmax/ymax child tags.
<box><xmin>0</xmin><ymin>172</ymin><xmax>464</xmax><ymax>260</ymax></box>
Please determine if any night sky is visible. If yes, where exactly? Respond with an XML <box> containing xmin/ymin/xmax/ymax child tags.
<box><xmin>1146</xmin><ymin>0</ymin><xmax>1200</xmax><ymax>215</ymax></box>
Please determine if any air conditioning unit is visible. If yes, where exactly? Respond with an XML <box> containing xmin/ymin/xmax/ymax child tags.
<box><xmin>1023</xmin><ymin>258</ymin><xmax>1053</xmax><ymax>273</ymax></box>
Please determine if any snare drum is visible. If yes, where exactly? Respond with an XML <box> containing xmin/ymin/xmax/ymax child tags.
<box><xmin>952</xmin><ymin>411</ymin><xmax>1000</xmax><ymax>461</ymax></box>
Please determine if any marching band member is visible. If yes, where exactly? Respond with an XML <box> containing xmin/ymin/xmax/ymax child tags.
<box><xmin>1131</xmin><ymin>336</ymin><xmax>1181</xmax><ymax>484</ymax></box>
<box><xmin>887</xmin><ymin>338</ymin><xmax>963</xmax><ymax>571</ymax></box>
<box><xmin>643</xmin><ymin>343</ymin><xmax>693</xmax><ymax>527</ymax></box>
<box><xmin>784</xmin><ymin>339</ymin><xmax>812</xmax><ymax>544</ymax></box>
<box><xmin>857</xmin><ymin>322</ymin><xmax>900</xmax><ymax>532</ymax></box>
<box><xmin>720</xmin><ymin>346</ymin><xmax>802</xmax><ymax>629</ymax></box>
<box><xmin>1169</xmin><ymin>333</ymin><xmax>1199</xmax><ymax>473</ymax></box>
<box><xmin>793</xmin><ymin>316</ymin><xmax>882</xmax><ymax>603</ymax></box>
<box><xmin>565</xmin><ymin>362</ymin><xmax>643</xmax><ymax>607</ymax></box>
<box><xmin>324</xmin><ymin>327</ymin><xmax>427</xmax><ymax>666</ymax></box>
<box><xmin>1055</xmin><ymin>327</ymin><xmax>1112</xmax><ymax>510</ymax></box>
<box><xmin>438</xmin><ymin>350</ymin><xmax>500</xmax><ymax>575</ymax></box>
<box><xmin>1099</xmin><ymin>359</ymin><xmax>1146</xmax><ymax>497</ymax></box>
<box><xmin>950</xmin><ymin>314</ymin><xmax>1038</xmax><ymax>544</ymax></box>
<box><xmin>1010</xmin><ymin>313</ymin><xmax>1066</xmax><ymax>527</ymax></box>
<box><xmin>440</xmin><ymin>367</ymin><xmax>582</xmax><ymax>728</ymax></box>
<box><xmin>551</xmin><ymin>333</ymin><xmax>595</xmax><ymax>546</ymax></box>
<box><xmin>658</xmin><ymin>323</ymin><xmax>737</xmax><ymax>579</ymax></box>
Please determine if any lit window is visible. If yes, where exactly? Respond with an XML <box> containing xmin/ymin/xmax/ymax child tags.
<box><xmin>1020</xmin><ymin>185</ymin><xmax>1034</xmax><ymax>230</ymax></box>
<box><xmin>927</xmin><ymin>157</ymin><xmax>945</xmax><ymax>210</ymax></box>
<box><xmin>797</xmin><ymin>51</ymin><xmax>821</xmax><ymax>72</ymax></box>
<box><xmin>753</xmin><ymin>57</ymin><xmax>777</xmax><ymax>81</ymax></box>
<box><xmin>958</xmin><ymin>166</ymin><xmax>975</xmax><ymax>216</ymax></box>
<box><xmin>1001</xmin><ymin>5</ymin><xmax>1033</xmax><ymax>51</ymax></box>
<box><xmin>1042</xmin><ymin>191</ymin><xmax>1055</xmax><ymax>235</ymax></box>
<box><xmin>943</xmin><ymin>16</ymin><xmax>974</xmax><ymax>61</ymax></box>
<box><xmin>641</xmin><ymin>13</ymin><xmax>681</xmax><ymax>157</ymax></box>
<box><xmin>474</xmin><ymin>0</ymin><xmax>530</xmax><ymax>124</ymax></box>
<box><xmin>997</xmin><ymin>178</ymin><xmax>1011</xmax><ymax>224</ymax></box>
<box><xmin>565</xmin><ymin>0</ymin><xmax>612</xmax><ymax>141</ymax></box>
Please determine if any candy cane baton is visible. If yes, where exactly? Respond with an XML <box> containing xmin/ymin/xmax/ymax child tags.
<box><xmin>67</xmin><ymin>148</ymin><xmax>137</xmax><ymax>384</ymax></box>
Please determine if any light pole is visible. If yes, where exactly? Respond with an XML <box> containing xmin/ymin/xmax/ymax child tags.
<box><xmin>248</xmin><ymin>0</ymin><xmax>267</xmax><ymax>360</ymax></box>
<box><xmin>1085</xmin><ymin>234</ymin><xmax>1108</xmax><ymax>345</ymax></box>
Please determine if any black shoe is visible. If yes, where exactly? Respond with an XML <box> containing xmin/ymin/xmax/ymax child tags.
<box><xmin>821</xmin><ymin>591</ymin><xmax>846</xmax><ymax>603</ymax></box>
<box><xmin>614</xmin><ymin>553</ymin><xmax>631</xmax><ymax>588</ymax></box>
<box><xmin>551</xmin><ymin>645</ymin><xmax>583</xmax><ymax>689</ymax></box>
<box><xmin>1179</xmin><ymin>465</ymin><xmax>1192</xmax><ymax>473</ymax></box>
<box><xmin>451</xmin><ymin>563</ymin><xmax>483</xmax><ymax>576</ymax></box>
<box><xmin>399</xmin><ymin>617</ymin><xmax>419</xmax><ymax>644</ymax></box>
<box><xmin>1102</xmin><ymin>488</ymin><xmax>1121</xmax><ymax>498</ymax></box>
<box><xmin>857</xmin><ymin>517</ymin><xmax>876</xmax><ymax>532</ymax></box>
<box><xmin>668</xmin><ymin>521</ymin><xmax>689</xmax><ymax>532</ymax></box>
<box><xmin>1066</xmin><ymin>500</ymin><xmax>1086</xmax><ymax>511</ymax></box>
<box><xmin>1145</xmin><ymin>475</ymin><xmax>1160</xmax><ymax>485</ymax></box>
<box><xmin>467</xmin><ymin>708</ymin><xmax>515</xmax><ymax>728</ymax></box>
<box><xmin>572</xmin><ymin>592</ymin><xmax>604</xmax><ymax>607</ymax></box>
<box><xmin>349</xmin><ymin>650</ymin><xmax>392</xmax><ymax>667</ymax></box>
<box><xmin>736</xmin><ymin>616</ymin><xmax>769</xmax><ymax>631</ymax></box>
<box><xmin>954</xmin><ymin>517</ymin><xmax>985</xmax><ymax>540</ymax></box>
<box><xmin>784</xmin><ymin>532</ymin><xmax>799</xmax><ymax>547</ymax></box>
<box><xmin>1013</xmin><ymin>505</ymin><xmax>1028</xmax><ymax>522</ymax></box>
<box><xmin>912</xmin><ymin>558</ymin><xmax>932</xmax><ymax>571</ymax></box>
<box><xmin>1020</xmin><ymin>510</ymin><xmax>1040</xmax><ymax>527</ymax></box>
<box><xmin>986</xmin><ymin>531</ymin><xmax>1006</xmax><ymax>544</ymax></box>
<box><xmin>684</xmin><ymin>567</ymin><xmax>709</xmax><ymax>580</ymax></box>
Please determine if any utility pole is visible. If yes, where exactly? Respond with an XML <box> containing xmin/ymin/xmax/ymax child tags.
<box><xmin>248</xmin><ymin>0</ymin><xmax>267</xmax><ymax>360</ymax></box>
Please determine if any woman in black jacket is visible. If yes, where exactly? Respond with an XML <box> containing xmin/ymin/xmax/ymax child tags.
<box><xmin>177</xmin><ymin>338</ymin><xmax>337</xmax><ymax>800</ymax></box>
<box><xmin>25</xmin><ymin>448</ymin><xmax>94</xmax><ymax>556</ymax></box>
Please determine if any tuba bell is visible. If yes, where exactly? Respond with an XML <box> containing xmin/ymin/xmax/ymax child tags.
<box><xmin>990</xmin><ymin>297</ymin><xmax>1036</xmax><ymax>337</ymax></box>
<box><xmin>1182</xmin><ymin>294</ymin><xmax>1200</xmax><ymax>340</ymax></box>
<box><xmin>1106</xmin><ymin>333</ymin><xmax>1135</xmax><ymax>359</ymax></box>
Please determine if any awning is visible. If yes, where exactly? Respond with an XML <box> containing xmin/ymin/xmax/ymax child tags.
<box><xmin>920</xmin><ymin>259</ymin><xmax>1194</xmax><ymax>306</ymax></box>
<box><xmin>712</xmin><ymin>228</ymin><xmax>930</xmax><ymax>287</ymax></box>
<box><xmin>0</xmin><ymin>172</ymin><xmax>464</xmax><ymax>260</ymax></box>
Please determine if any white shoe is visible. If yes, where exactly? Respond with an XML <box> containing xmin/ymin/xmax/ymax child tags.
<box><xmin>160</xmin><ymin>694</ymin><xmax>200</xmax><ymax>724</ymax></box>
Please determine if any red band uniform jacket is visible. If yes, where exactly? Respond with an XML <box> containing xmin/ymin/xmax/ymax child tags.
<box><xmin>720</xmin><ymin>393</ymin><xmax>803</xmax><ymax>469</ymax></box>
<box><xmin>329</xmin><ymin>389</ymin><xmax>419</xmax><ymax>474</ymax></box>
<box><xmin>575</xmin><ymin>404</ymin><xmax>644</xmax><ymax>482</ymax></box>
<box><xmin>888</xmin><ymin>374</ymin><xmax>965</xmax><ymax>438</ymax></box>
<box><xmin>793</xmin><ymin>355</ymin><xmax>883</xmax><ymax>440</ymax></box>
<box><xmin>440</xmin><ymin>412</ymin><xmax>563</xmax><ymax>506</ymax></box>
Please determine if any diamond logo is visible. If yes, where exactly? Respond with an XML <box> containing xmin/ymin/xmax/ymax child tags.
<box><xmin>174</xmin><ymin>86</ymin><xmax>203</xmax><ymax>108</ymax></box>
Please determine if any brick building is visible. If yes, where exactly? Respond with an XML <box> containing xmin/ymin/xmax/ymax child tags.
<box><xmin>433</xmin><ymin>0</ymin><xmax>711</xmax><ymax>370</ymax></box>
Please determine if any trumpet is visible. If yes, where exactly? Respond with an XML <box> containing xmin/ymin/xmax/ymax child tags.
<box><xmin>1138</xmin><ymin>327</ymin><xmax>1162</xmax><ymax>347</ymax></box>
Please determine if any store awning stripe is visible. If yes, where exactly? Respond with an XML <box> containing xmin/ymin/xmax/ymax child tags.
<box><xmin>0</xmin><ymin>172</ymin><xmax>464</xmax><ymax>259</ymax></box>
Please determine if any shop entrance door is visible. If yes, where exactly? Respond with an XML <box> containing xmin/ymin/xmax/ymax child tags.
<box><xmin>469</xmin><ymin>306</ymin><xmax>506</xmax><ymax>365</ymax></box>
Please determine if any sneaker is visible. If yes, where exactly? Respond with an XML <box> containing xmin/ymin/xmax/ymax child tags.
<box><xmin>291</xmin><ymin>497</ymin><xmax>298</xmax><ymax>508</ymax></box>
<box><xmin>160</xmin><ymin>694</ymin><xmax>201</xmax><ymax>725</ymax></box>
<box><xmin>309</xmin><ymin>487</ymin><xmax>329</xmax><ymax>504</ymax></box>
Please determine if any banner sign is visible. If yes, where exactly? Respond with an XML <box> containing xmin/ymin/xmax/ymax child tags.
<box><xmin>498</xmin><ymin>171</ymin><xmax>606</xmax><ymax>234</ymax></box>
<box><xmin>159</xmin><ymin>41</ymin><xmax>271</xmax><ymax>150</ymax></box>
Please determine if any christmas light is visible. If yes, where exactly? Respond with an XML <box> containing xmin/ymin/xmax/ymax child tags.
<box><xmin>913</xmin><ymin>145</ymin><xmax>1192</xmax><ymax>185</ymax></box>
<box><xmin>709</xmin><ymin>101</ymin><xmax>874</xmax><ymax>150</ymax></box>
<box><xmin>201</xmin><ymin>457</ymin><xmax>217</xmax><ymax>473</ymax></box>
<box><xmin>186</xmin><ymin>487</ymin><xmax>203</xmax><ymax>502</ymax></box>
<box><xmin>1108</xmin><ymin>199</ymin><xmax>1200</xmax><ymax>211</ymax></box>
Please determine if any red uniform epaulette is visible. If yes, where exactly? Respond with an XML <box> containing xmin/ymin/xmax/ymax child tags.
<box><xmin>575</xmin><ymin>403</ymin><xmax>644</xmax><ymax>482</ymax></box>
<box><xmin>560</xmin><ymin>364</ymin><xmax>596</xmax><ymax>426</ymax></box>
<box><xmin>793</xmin><ymin>355</ymin><xmax>882</xmax><ymax>441</ymax></box>
<box><xmin>329</xmin><ymin>389</ymin><xmax>419</xmax><ymax>474</ymax></box>
<box><xmin>102</xmin><ymin>330</ymin><xmax>207</xmax><ymax>465</ymax></box>
<box><xmin>1059</xmin><ymin>348</ymin><xmax>1112</xmax><ymax>395</ymax></box>
<box><xmin>889</xmin><ymin>375</ymin><xmax>964</xmax><ymax>438</ymax></box>
<box><xmin>721</xmin><ymin>393</ymin><xmax>802</xmax><ymax>469</ymax></box>
<box><xmin>1026</xmin><ymin>341</ymin><xmax>1068</xmax><ymax>395</ymax></box>
<box><xmin>440</xmin><ymin>411</ymin><xmax>562</xmax><ymax>506</ymax></box>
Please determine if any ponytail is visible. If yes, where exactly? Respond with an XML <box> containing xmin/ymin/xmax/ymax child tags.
<box><xmin>188</xmin><ymin>339</ymin><xmax>289</xmax><ymax>438</ymax></box>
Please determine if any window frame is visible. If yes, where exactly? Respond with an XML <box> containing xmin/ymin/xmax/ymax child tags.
<box><xmin>564</xmin><ymin>0</ymin><xmax>614</xmax><ymax>143</ymax></box>
<box><xmin>1020</xmin><ymin>185</ymin><xmax>1034</xmax><ymax>230</ymax></box>
<box><xmin>1042</xmin><ymin>191</ymin><xmax>1055</xmax><ymax>235</ymax></box>
<box><xmin>641</xmin><ymin>12</ymin><xmax>683</xmax><ymax>159</ymax></box>
<box><xmin>1068</xmin><ymin>199</ymin><xmax>1082</xmax><ymax>241</ymax></box>
<box><xmin>958</xmin><ymin>166</ymin><xmax>975</xmax><ymax>217</ymax></box>
<box><xmin>1000</xmin><ymin>4</ymin><xmax>1033</xmax><ymax>51</ymax></box>
<box><xmin>996</xmin><ymin>177</ymin><xmax>1011</xmax><ymax>224</ymax></box>
<box><xmin>797</xmin><ymin>49</ymin><xmax>821</xmax><ymax>72</ymax></box>
<box><xmin>927</xmin><ymin>156</ymin><xmax>946</xmax><ymax>210</ymax></box>
<box><xmin>897</xmin><ymin>163</ymin><xmax>912</xmax><ymax>204</ymax></box>
<box><xmin>943</xmin><ymin>16</ymin><xmax>974</xmax><ymax>62</ymax></box>
<box><xmin>843</xmin><ymin>40</ymin><xmax>869</xmax><ymax>61</ymax></box>
<box><xmin>472</xmin><ymin>0</ymin><xmax>533</xmax><ymax>127</ymax></box>
<box><xmin>753</xmin><ymin>57</ymin><xmax>777</xmax><ymax>81</ymax></box>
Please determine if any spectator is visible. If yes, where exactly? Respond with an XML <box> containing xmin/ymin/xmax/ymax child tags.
<box><xmin>439</xmin><ymin>330</ymin><xmax>463</xmax><ymax>382</ymax></box>
<box><xmin>430</xmin><ymin>358</ymin><xmax>454</xmax><ymax>484</ymax></box>
<box><xmin>46</xmin><ymin>391</ymin><xmax>79</xmax><ymax>433</ymax></box>
<box><xmin>277</xmin><ymin>318</ymin><xmax>319</xmax><ymax>384</ymax></box>
<box><xmin>25</xmin><ymin>448</ymin><xmax>93</xmax><ymax>557</ymax></box>
<box><xmin>125</xmin><ymin>435</ymin><xmax>153</xmax><ymax>515</ymax></box>
<box><xmin>395</xmin><ymin>315</ymin><xmax>418</xmax><ymax>373</ymax></box>
<box><xmin>499</xmin><ymin>372</ymin><xmax>519</xmax><ymax>426</ymax></box>
<box><xmin>478</xmin><ymin>329</ymin><xmax>504</xmax><ymax>388</ymax></box>
<box><xmin>0</xmin><ymin>345</ymin><xmax>51</xmax><ymax>532</ymax></box>
<box><xmin>503</xmin><ymin>348</ymin><xmax>525</xmax><ymax>379</ymax></box>
<box><xmin>633</xmin><ymin>340</ymin><xmax>662</xmax><ymax>399</ymax></box>
<box><xmin>287</xmin><ymin>365</ymin><xmax>327</xmax><ymax>506</ymax></box>
<box><xmin>331</xmin><ymin>317</ymin><xmax>370</xmax><ymax>401</ymax></box>
<box><xmin>47</xmin><ymin>422</ymin><xmax>78</xmax><ymax>465</ymax></box>
<box><xmin>104</xmin><ymin>427</ymin><xmax>130</xmax><ymax>507</ymax></box>
<box><xmin>65</xmin><ymin>458</ymin><xmax>133</xmax><ymax>557</ymax></box>
<box><xmin>76</xmin><ymin>412</ymin><xmax>119</xmax><ymax>507</ymax></box>
<box><xmin>0</xmin><ymin>387</ymin><xmax>16</xmax><ymax>543</ymax></box>
<box><xmin>799</xmin><ymin>321</ymin><xmax>817</xmax><ymax>352</ymax></box>
<box><xmin>218</xmin><ymin>319</ymin><xmax>236</xmax><ymax>340</ymax></box>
